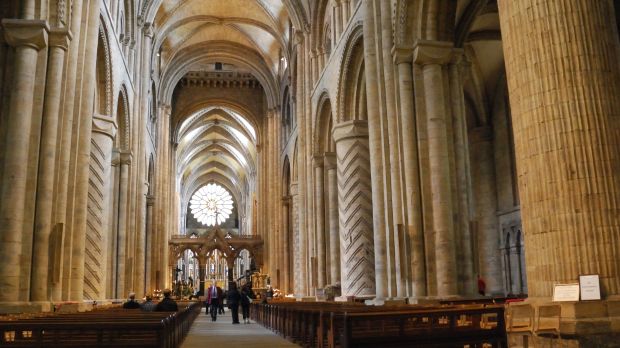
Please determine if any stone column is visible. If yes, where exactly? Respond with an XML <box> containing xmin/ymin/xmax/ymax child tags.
<box><xmin>325</xmin><ymin>153</ymin><xmax>340</xmax><ymax>285</ymax></box>
<box><xmin>333</xmin><ymin>121</ymin><xmax>375</xmax><ymax>297</ymax></box>
<box><xmin>84</xmin><ymin>115</ymin><xmax>117</xmax><ymax>300</ymax></box>
<box><xmin>198</xmin><ymin>258</ymin><xmax>206</xmax><ymax>295</ymax></box>
<box><xmin>281</xmin><ymin>195</ymin><xmax>290</xmax><ymax>293</ymax></box>
<box><xmin>69</xmin><ymin>0</ymin><xmax>103</xmax><ymax>302</ymax></box>
<box><xmin>449</xmin><ymin>53</ymin><xmax>475</xmax><ymax>294</ymax></box>
<box><xmin>145</xmin><ymin>195</ymin><xmax>155</xmax><ymax>293</ymax></box>
<box><xmin>313</xmin><ymin>156</ymin><xmax>326</xmax><ymax>289</ymax></box>
<box><xmin>379</xmin><ymin>0</ymin><xmax>406</xmax><ymax>298</ymax></box>
<box><xmin>30</xmin><ymin>29</ymin><xmax>71</xmax><ymax>302</ymax></box>
<box><xmin>413</xmin><ymin>40</ymin><xmax>458</xmax><ymax>297</ymax></box>
<box><xmin>341</xmin><ymin>0</ymin><xmax>351</xmax><ymax>25</ymax></box>
<box><xmin>0</xmin><ymin>19</ymin><xmax>48</xmax><ymax>303</ymax></box>
<box><xmin>498</xmin><ymin>0</ymin><xmax>620</xmax><ymax>297</ymax></box>
<box><xmin>52</xmin><ymin>0</ymin><xmax>84</xmax><ymax>302</ymax></box>
<box><xmin>334</xmin><ymin>1</ymin><xmax>343</xmax><ymax>39</ymax></box>
<box><xmin>291</xmin><ymin>182</ymin><xmax>302</xmax><ymax>295</ymax></box>
<box><xmin>393</xmin><ymin>48</ymin><xmax>426</xmax><ymax>298</ymax></box>
<box><xmin>116</xmin><ymin>151</ymin><xmax>132</xmax><ymax>297</ymax></box>
<box><xmin>362</xmin><ymin>0</ymin><xmax>388</xmax><ymax>300</ymax></box>
<box><xmin>470</xmin><ymin>127</ymin><xmax>502</xmax><ymax>295</ymax></box>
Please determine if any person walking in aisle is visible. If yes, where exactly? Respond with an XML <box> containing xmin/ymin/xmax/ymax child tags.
<box><xmin>240</xmin><ymin>284</ymin><xmax>253</xmax><ymax>324</ymax></box>
<box><xmin>207</xmin><ymin>281</ymin><xmax>222</xmax><ymax>321</ymax></box>
<box><xmin>227</xmin><ymin>282</ymin><xmax>241</xmax><ymax>324</ymax></box>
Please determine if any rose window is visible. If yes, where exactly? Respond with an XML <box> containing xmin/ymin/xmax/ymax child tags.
<box><xmin>189</xmin><ymin>183</ymin><xmax>234</xmax><ymax>226</ymax></box>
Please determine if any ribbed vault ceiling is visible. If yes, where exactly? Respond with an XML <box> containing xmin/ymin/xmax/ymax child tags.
<box><xmin>150</xmin><ymin>0</ymin><xmax>299</xmax><ymax>230</ymax></box>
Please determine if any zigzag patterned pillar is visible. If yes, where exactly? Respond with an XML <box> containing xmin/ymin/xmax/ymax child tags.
<box><xmin>84</xmin><ymin>115</ymin><xmax>117</xmax><ymax>300</ymax></box>
<box><xmin>290</xmin><ymin>182</ymin><xmax>302</xmax><ymax>295</ymax></box>
<box><xmin>333</xmin><ymin>121</ymin><xmax>375</xmax><ymax>297</ymax></box>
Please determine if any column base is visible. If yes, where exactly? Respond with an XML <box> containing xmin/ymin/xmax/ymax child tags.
<box><xmin>0</xmin><ymin>301</ymin><xmax>53</xmax><ymax>314</ymax></box>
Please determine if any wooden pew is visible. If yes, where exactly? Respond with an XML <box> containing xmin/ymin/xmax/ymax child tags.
<box><xmin>0</xmin><ymin>301</ymin><xmax>201</xmax><ymax>348</ymax></box>
<box><xmin>251</xmin><ymin>301</ymin><xmax>507</xmax><ymax>348</ymax></box>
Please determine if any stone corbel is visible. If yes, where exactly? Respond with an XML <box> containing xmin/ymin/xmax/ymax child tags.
<box><xmin>2</xmin><ymin>19</ymin><xmax>50</xmax><ymax>50</ymax></box>
<box><xmin>294</xmin><ymin>30</ymin><xmax>305</xmax><ymax>46</ymax></box>
<box><xmin>413</xmin><ymin>40</ymin><xmax>454</xmax><ymax>66</ymax></box>
<box><xmin>49</xmin><ymin>28</ymin><xmax>72</xmax><ymax>51</ymax></box>
<box><xmin>92</xmin><ymin>114</ymin><xmax>118</xmax><ymax>140</ymax></box>
<box><xmin>143</xmin><ymin>22</ymin><xmax>154</xmax><ymax>39</ymax></box>
<box><xmin>332</xmin><ymin>120</ymin><xmax>369</xmax><ymax>143</ymax></box>
<box><xmin>323</xmin><ymin>152</ymin><xmax>337</xmax><ymax>170</ymax></box>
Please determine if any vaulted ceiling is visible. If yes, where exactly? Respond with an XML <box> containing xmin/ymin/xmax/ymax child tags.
<box><xmin>145</xmin><ymin>0</ymin><xmax>305</xmax><ymax>231</ymax></box>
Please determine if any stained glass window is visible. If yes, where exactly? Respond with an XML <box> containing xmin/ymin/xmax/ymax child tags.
<box><xmin>189</xmin><ymin>183</ymin><xmax>233</xmax><ymax>226</ymax></box>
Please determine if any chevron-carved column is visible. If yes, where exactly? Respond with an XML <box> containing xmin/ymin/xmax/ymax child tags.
<box><xmin>290</xmin><ymin>182</ymin><xmax>302</xmax><ymax>295</ymax></box>
<box><xmin>333</xmin><ymin>121</ymin><xmax>375</xmax><ymax>297</ymax></box>
<box><xmin>84</xmin><ymin>115</ymin><xmax>117</xmax><ymax>300</ymax></box>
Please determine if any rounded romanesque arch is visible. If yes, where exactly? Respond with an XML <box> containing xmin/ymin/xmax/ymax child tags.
<box><xmin>96</xmin><ymin>21</ymin><xmax>113</xmax><ymax>116</ymax></box>
<box><xmin>336</xmin><ymin>24</ymin><xmax>365</xmax><ymax>123</ymax></box>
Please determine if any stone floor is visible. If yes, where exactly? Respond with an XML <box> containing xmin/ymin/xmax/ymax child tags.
<box><xmin>181</xmin><ymin>310</ymin><xmax>300</xmax><ymax>348</ymax></box>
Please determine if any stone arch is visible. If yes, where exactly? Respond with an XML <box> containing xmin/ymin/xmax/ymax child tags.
<box><xmin>115</xmin><ymin>85</ymin><xmax>131</xmax><ymax>150</ymax></box>
<box><xmin>280</xmin><ymin>85</ymin><xmax>294</xmax><ymax>146</ymax></box>
<box><xmin>313</xmin><ymin>92</ymin><xmax>335</xmax><ymax>155</ymax></box>
<box><xmin>337</xmin><ymin>24</ymin><xmax>365</xmax><ymax>122</ymax></box>
<box><xmin>311</xmin><ymin>0</ymin><xmax>331</xmax><ymax>56</ymax></box>
<box><xmin>96</xmin><ymin>21</ymin><xmax>113</xmax><ymax>116</ymax></box>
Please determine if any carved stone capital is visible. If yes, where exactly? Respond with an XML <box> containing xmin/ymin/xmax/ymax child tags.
<box><xmin>294</xmin><ymin>30</ymin><xmax>305</xmax><ymax>45</ymax></box>
<box><xmin>119</xmin><ymin>150</ymin><xmax>133</xmax><ymax>165</ymax></box>
<box><xmin>323</xmin><ymin>152</ymin><xmax>337</xmax><ymax>170</ymax></box>
<box><xmin>392</xmin><ymin>46</ymin><xmax>413</xmax><ymax>65</ymax></box>
<box><xmin>2</xmin><ymin>19</ymin><xmax>49</xmax><ymax>50</ymax></box>
<box><xmin>48</xmin><ymin>28</ymin><xmax>72</xmax><ymax>51</ymax></box>
<box><xmin>312</xmin><ymin>155</ymin><xmax>324</xmax><ymax>168</ymax></box>
<box><xmin>332</xmin><ymin>120</ymin><xmax>369</xmax><ymax>143</ymax></box>
<box><xmin>289</xmin><ymin>181</ymin><xmax>298</xmax><ymax>196</ymax></box>
<box><xmin>92</xmin><ymin>114</ymin><xmax>118</xmax><ymax>140</ymax></box>
<box><xmin>413</xmin><ymin>40</ymin><xmax>453</xmax><ymax>66</ymax></box>
<box><xmin>146</xmin><ymin>195</ymin><xmax>156</xmax><ymax>206</ymax></box>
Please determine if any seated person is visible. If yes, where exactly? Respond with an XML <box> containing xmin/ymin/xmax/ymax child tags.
<box><xmin>141</xmin><ymin>295</ymin><xmax>157</xmax><ymax>312</ymax></box>
<box><xmin>155</xmin><ymin>289</ymin><xmax>179</xmax><ymax>312</ymax></box>
<box><xmin>122</xmin><ymin>292</ymin><xmax>141</xmax><ymax>309</ymax></box>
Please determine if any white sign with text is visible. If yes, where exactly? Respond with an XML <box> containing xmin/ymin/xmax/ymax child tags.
<box><xmin>552</xmin><ymin>283</ymin><xmax>580</xmax><ymax>302</ymax></box>
<box><xmin>579</xmin><ymin>274</ymin><xmax>601</xmax><ymax>301</ymax></box>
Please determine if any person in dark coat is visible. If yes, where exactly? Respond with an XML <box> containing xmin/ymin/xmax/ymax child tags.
<box><xmin>122</xmin><ymin>292</ymin><xmax>141</xmax><ymax>309</ymax></box>
<box><xmin>240</xmin><ymin>285</ymin><xmax>253</xmax><ymax>324</ymax></box>
<box><xmin>141</xmin><ymin>295</ymin><xmax>157</xmax><ymax>312</ymax></box>
<box><xmin>207</xmin><ymin>281</ymin><xmax>223</xmax><ymax>321</ymax></box>
<box><xmin>227</xmin><ymin>282</ymin><xmax>241</xmax><ymax>324</ymax></box>
<box><xmin>155</xmin><ymin>289</ymin><xmax>179</xmax><ymax>312</ymax></box>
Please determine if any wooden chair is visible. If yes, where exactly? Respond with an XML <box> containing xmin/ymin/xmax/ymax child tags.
<box><xmin>506</xmin><ymin>303</ymin><xmax>534</xmax><ymax>348</ymax></box>
<box><xmin>535</xmin><ymin>304</ymin><xmax>561</xmax><ymax>341</ymax></box>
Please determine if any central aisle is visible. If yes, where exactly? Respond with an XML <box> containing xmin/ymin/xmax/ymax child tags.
<box><xmin>181</xmin><ymin>309</ymin><xmax>300</xmax><ymax>348</ymax></box>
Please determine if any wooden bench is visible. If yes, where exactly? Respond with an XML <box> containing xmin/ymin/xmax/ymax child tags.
<box><xmin>0</xmin><ymin>302</ymin><xmax>201</xmax><ymax>347</ymax></box>
<box><xmin>251</xmin><ymin>301</ymin><xmax>507</xmax><ymax>348</ymax></box>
